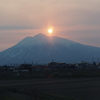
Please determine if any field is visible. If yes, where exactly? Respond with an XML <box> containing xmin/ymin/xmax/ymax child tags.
<box><xmin>0</xmin><ymin>78</ymin><xmax>100</xmax><ymax>100</ymax></box>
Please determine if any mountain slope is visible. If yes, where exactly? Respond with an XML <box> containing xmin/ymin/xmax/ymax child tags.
<box><xmin>0</xmin><ymin>33</ymin><xmax>100</xmax><ymax>65</ymax></box>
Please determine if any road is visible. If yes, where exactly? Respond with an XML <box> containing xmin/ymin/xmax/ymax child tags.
<box><xmin>0</xmin><ymin>78</ymin><xmax>100</xmax><ymax>100</ymax></box>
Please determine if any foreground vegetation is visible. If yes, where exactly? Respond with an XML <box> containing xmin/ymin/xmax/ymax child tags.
<box><xmin>0</xmin><ymin>87</ymin><xmax>76</xmax><ymax>100</ymax></box>
<box><xmin>0</xmin><ymin>72</ymin><xmax>100</xmax><ymax>80</ymax></box>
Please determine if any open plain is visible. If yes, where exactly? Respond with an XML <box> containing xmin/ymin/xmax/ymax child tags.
<box><xmin>0</xmin><ymin>78</ymin><xmax>100</xmax><ymax>100</ymax></box>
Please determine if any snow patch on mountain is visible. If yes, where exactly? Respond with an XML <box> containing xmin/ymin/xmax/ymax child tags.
<box><xmin>0</xmin><ymin>33</ymin><xmax>100</xmax><ymax>65</ymax></box>
<box><xmin>15</xmin><ymin>33</ymin><xmax>77</xmax><ymax>49</ymax></box>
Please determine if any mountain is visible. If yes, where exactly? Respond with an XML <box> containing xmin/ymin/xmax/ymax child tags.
<box><xmin>0</xmin><ymin>33</ymin><xmax>100</xmax><ymax>65</ymax></box>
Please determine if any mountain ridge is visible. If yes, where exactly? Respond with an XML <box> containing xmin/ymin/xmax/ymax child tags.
<box><xmin>0</xmin><ymin>33</ymin><xmax>100</xmax><ymax>65</ymax></box>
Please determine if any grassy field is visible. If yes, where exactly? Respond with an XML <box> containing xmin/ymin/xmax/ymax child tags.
<box><xmin>0</xmin><ymin>78</ymin><xmax>100</xmax><ymax>100</ymax></box>
<box><xmin>0</xmin><ymin>69</ymin><xmax>100</xmax><ymax>80</ymax></box>
<box><xmin>0</xmin><ymin>87</ymin><xmax>76</xmax><ymax>100</ymax></box>
<box><xmin>0</xmin><ymin>69</ymin><xmax>100</xmax><ymax>100</ymax></box>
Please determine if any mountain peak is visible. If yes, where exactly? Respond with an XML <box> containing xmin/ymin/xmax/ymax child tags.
<box><xmin>34</xmin><ymin>33</ymin><xmax>46</xmax><ymax>38</ymax></box>
<box><xmin>1</xmin><ymin>33</ymin><xmax>100</xmax><ymax>65</ymax></box>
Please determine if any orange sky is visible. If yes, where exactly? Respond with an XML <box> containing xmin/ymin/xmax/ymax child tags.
<box><xmin>0</xmin><ymin>0</ymin><xmax>100</xmax><ymax>51</ymax></box>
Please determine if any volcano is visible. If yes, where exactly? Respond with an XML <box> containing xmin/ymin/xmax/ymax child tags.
<box><xmin>0</xmin><ymin>33</ymin><xmax>100</xmax><ymax>65</ymax></box>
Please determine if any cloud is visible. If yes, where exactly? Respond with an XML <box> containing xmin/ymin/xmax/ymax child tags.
<box><xmin>0</xmin><ymin>0</ymin><xmax>100</xmax><ymax>51</ymax></box>
<box><xmin>0</xmin><ymin>26</ymin><xmax>40</xmax><ymax>30</ymax></box>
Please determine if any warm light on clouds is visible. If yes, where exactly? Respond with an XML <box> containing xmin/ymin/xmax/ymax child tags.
<box><xmin>0</xmin><ymin>0</ymin><xmax>100</xmax><ymax>51</ymax></box>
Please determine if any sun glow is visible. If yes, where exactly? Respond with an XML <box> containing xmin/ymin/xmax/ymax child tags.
<box><xmin>48</xmin><ymin>29</ymin><xmax>52</xmax><ymax>33</ymax></box>
<box><xmin>48</xmin><ymin>28</ymin><xmax>53</xmax><ymax>36</ymax></box>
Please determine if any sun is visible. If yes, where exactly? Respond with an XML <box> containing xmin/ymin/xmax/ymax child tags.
<box><xmin>47</xmin><ymin>26</ymin><xmax>54</xmax><ymax>36</ymax></box>
<box><xmin>48</xmin><ymin>29</ymin><xmax>53</xmax><ymax>33</ymax></box>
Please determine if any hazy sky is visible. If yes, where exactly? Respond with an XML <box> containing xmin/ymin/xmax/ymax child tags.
<box><xmin>0</xmin><ymin>0</ymin><xmax>100</xmax><ymax>51</ymax></box>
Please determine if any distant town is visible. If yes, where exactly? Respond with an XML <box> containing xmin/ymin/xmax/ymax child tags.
<box><xmin>0</xmin><ymin>61</ymin><xmax>100</xmax><ymax>78</ymax></box>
